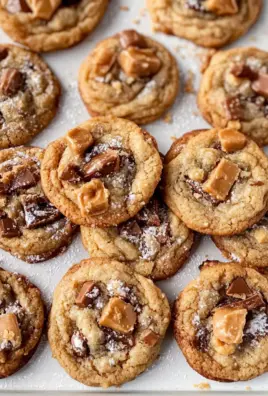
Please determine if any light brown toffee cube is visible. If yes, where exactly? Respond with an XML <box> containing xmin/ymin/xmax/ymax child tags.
<box><xmin>213</xmin><ymin>307</ymin><xmax>247</xmax><ymax>345</ymax></box>
<box><xmin>204</xmin><ymin>0</ymin><xmax>238</xmax><ymax>15</ymax></box>
<box><xmin>75</xmin><ymin>281</ymin><xmax>95</xmax><ymax>308</ymax></box>
<box><xmin>25</xmin><ymin>0</ymin><xmax>61</xmax><ymax>20</ymax></box>
<box><xmin>218</xmin><ymin>129</ymin><xmax>246</xmax><ymax>153</ymax></box>
<box><xmin>0</xmin><ymin>313</ymin><xmax>21</xmax><ymax>349</ymax></box>
<box><xmin>66</xmin><ymin>127</ymin><xmax>94</xmax><ymax>155</ymax></box>
<box><xmin>99</xmin><ymin>297</ymin><xmax>137</xmax><ymax>334</ymax></box>
<box><xmin>92</xmin><ymin>47</ymin><xmax>116</xmax><ymax>77</ymax></box>
<box><xmin>203</xmin><ymin>158</ymin><xmax>240</xmax><ymax>201</ymax></box>
<box><xmin>142</xmin><ymin>329</ymin><xmax>160</xmax><ymax>346</ymax></box>
<box><xmin>252</xmin><ymin>228</ymin><xmax>268</xmax><ymax>244</ymax></box>
<box><xmin>77</xmin><ymin>179</ymin><xmax>110</xmax><ymax>216</ymax></box>
<box><xmin>118</xmin><ymin>47</ymin><xmax>161</xmax><ymax>78</ymax></box>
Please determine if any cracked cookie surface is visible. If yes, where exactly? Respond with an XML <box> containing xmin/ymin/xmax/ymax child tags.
<box><xmin>48</xmin><ymin>258</ymin><xmax>170</xmax><ymax>388</ymax></box>
<box><xmin>0</xmin><ymin>44</ymin><xmax>60</xmax><ymax>148</ymax></box>
<box><xmin>0</xmin><ymin>0</ymin><xmax>108</xmax><ymax>52</ymax></box>
<box><xmin>81</xmin><ymin>190</ymin><xmax>194</xmax><ymax>280</ymax></box>
<box><xmin>0</xmin><ymin>267</ymin><xmax>44</xmax><ymax>378</ymax></box>
<box><xmin>41</xmin><ymin>117</ymin><xmax>162</xmax><ymax>227</ymax></box>
<box><xmin>199</xmin><ymin>47</ymin><xmax>268</xmax><ymax>146</ymax></box>
<box><xmin>163</xmin><ymin>128</ymin><xmax>268</xmax><ymax>236</ymax></box>
<box><xmin>0</xmin><ymin>146</ymin><xmax>77</xmax><ymax>263</ymax></box>
<box><xmin>147</xmin><ymin>0</ymin><xmax>262</xmax><ymax>48</ymax></box>
<box><xmin>174</xmin><ymin>261</ymin><xmax>268</xmax><ymax>381</ymax></box>
<box><xmin>79</xmin><ymin>29</ymin><xmax>179</xmax><ymax>125</ymax></box>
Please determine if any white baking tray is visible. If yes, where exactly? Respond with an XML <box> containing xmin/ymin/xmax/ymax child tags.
<box><xmin>0</xmin><ymin>0</ymin><xmax>267</xmax><ymax>393</ymax></box>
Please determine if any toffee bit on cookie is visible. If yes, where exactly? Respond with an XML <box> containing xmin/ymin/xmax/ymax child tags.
<box><xmin>204</xmin><ymin>0</ymin><xmax>238</xmax><ymax>15</ymax></box>
<box><xmin>0</xmin><ymin>313</ymin><xmax>21</xmax><ymax>350</ymax></box>
<box><xmin>194</xmin><ymin>383</ymin><xmax>211</xmax><ymax>390</ymax></box>
<box><xmin>99</xmin><ymin>297</ymin><xmax>137</xmax><ymax>334</ymax></box>
<box><xmin>142</xmin><ymin>329</ymin><xmax>160</xmax><ymax>346</ymax></box>
<box><xmin>118</xmin><ymin>30</ymin><xmax>147</xmax><ymax>50</ymax></box>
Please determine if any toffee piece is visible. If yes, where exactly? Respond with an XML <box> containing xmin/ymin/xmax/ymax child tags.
<box><xmin>48</xmin><ymin>258</ymin><xmax>170</xmax><ymax>388</ymax></box>
<box><xmin>0</xmin><ymin>147</ymin><xmax>77</xmax><ymax>263</ymax></box>
<box><xmin>174</xmin><ymin>261</ymin><xmax>268</xmax><ymax>382</ymax></box>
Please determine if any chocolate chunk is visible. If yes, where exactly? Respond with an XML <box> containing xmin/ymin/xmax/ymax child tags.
<box><xmin>0</xmin><ymin>210</ymin><xmax>7</xmax><ymax>219</ymax></box>
<box><xmin>103</xmin><ymin>327</ymin><xmax>134</xmax><ymax>352</ymax></box>
<box><xmin>62</xmin><ymin>0</ymin><xmax>80</xmax><ymax>5</ymax></box>
<box><xmin>142</xmin><ymin>329</ymin><xmax>160</xmax><ymax>347</ymax></box>
<box><xmin>119</xmin><ymin>220</ymin><xmax>142</xmax><ymax>239</ymax></box>
<box><xmin>83</xmin><ymin>150</ymin><xmax>120</xmax><ymax>181</ymax></box>
<box><xmin>71</xmin><ymin>331</ymin><xmax>89</xmax><ymax>357</ymax></box>
<box><xmin>252</xmin><ymin>73</ymin><xmax>268</xmax><ymax>98</ymax></box>
<box><xmin>0</xmin><ymin>48</ymin><xmax>8</xmax><ymax>62</ymax></box>
<box><xmin>4</xmin><ymin>0</ymin><xmax>31</xmax><ymax>13</ymax></box>
<box><xmin>59</xmin><ymin>164</ymin><xmax>82</xmax><ymax>183</ymax></box>
<box><xmin>185</xmin><ymin>177</ymin><xmax>220</xmax><ymax>205</ymax></box>
<box><xmin>21</xmin><ymin>195</ymin><xmax>61</xmax><ymax>229</ymax></box>
<box><xmin>0</xmin><ymin>182</ymin><xmax>9</xmax><ymax>195</ymax></box>
<box><xmin>75</xmin><ymin>282</ymin><xmax>100</xmax><ymax>308</ymax></box>
<box><xmin>226</xmin><ymin>277</ymin><xmax>252</xmax><ymax>298</ymax></box>
<box><xmin>0</xmin><ymin>218</ymin><xmax>21</xmax><ymax>238</ymax></box>
<box><xmin>194</xmin><ymin>326</ymin><xmax>210</xmax><ymax>352</ymax></box>
<box><xmin>0</xmin><ymin>68</ymin><xmax>25</xmax><ymax>96</ymax></box>
<box><xmin>118</xmin><ymin>30</ymin><xmax>147</xmax><ymax>49</ymax></box>
<box><xmin>9</xmin><ymin>169</ymin><xmax>38</xmax><ymax>192</ymax></box>
<box><xmin>225</xmin><ymin>96</ymin><xmax>243</xmax><ymax>120</ymax></box>
<box><xmin>231</xmin><ymin>64</ymin><xmax>258</xmax><ymax>80</ymax></box>
<box><xmin>229</xmin><ymin>293</ymin><xmax>265</xmax><ymax>311</ymax></box>
<box><xmin>136</xmin><ymin>198</ymin><xmax>161</xmax><ymax>226</ymax></box>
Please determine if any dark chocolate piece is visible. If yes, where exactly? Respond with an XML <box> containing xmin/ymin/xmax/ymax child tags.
<box><xmin>118</xmin><ymin>30</ymin><xmax>147</xmax><ymax>49</ymax></box>
<box><xmin>252</xmin><ymin>73</ymin><xmax>268</xmax><ymax>99</ymax></box>
<box><xmin>83</xmin><ymin>150</ymin><xmax>120</xmax><ymax>181</ymax></box>
<box><xmin>21</xmin><ymin>195</ymin><xmax>61</xmax><ymax>229</ymax></box>
<box><xmin>0</xmin><ymin>218</ymin><xmax>21</xmax><ymax>238</ymax></box>
<box><xmin>71</xmin><ymin>331</ymin><xmax>89</xmax><ymax>357</ymax></box>
<box><xmin>0</xmin><ymin>48</ymin><xmax>8</xmax><ymax>62</ymax></box>
<box><xmin>75</xmin><ymin>282</ymin><xmax>100</xmax><ymax>308</ymax></box>
<box><xmin>10</xmin><ymin>169</ymin><xmax>38</xmax><ymax>192</ymax></box>
<box><xmin>231</xmin><ymin>64</ymin><xmax>258</xmax><ymax>80</ymax></box>
<box><xmin>226</xmin><ymin>277</ymin><xmax>252</xmax><ymax>298</ymax></box>
<box><xmin>59</xmin><ymin>164</ymin><xmax>82</xmax><ymax>183</ymax></box>
<box><xmin>0</xmin><ymin>68</ymin><xmax>25</xmax><ymax>96</ymax></box>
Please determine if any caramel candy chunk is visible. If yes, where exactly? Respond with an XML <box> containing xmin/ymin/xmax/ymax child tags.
<box><xmin>212</xmin><ymin>336</ymin><xmax>236</xmax><ymax>356</ymax></box>
<box><xmin>252</xmin><ymin>228</ymin><xmax>268</xmax><ymax>244</ymax></box>
<box><xmin>21</xmin><ymin>195</ymin><xmax>61</xmax><ymax>229</ymax></box>
<box><xmin>92</xmin><ymin>47</ymin><xmax>116</xmax><ymax>77</ymax></box>
<box><xmin>99</xmin><ymin>297</ymin><xmax>137</xmax><ymax>334</ymax></box>
<box><xmin>142</xmin><ymin>329</ymin><xmax>160</xmax><ymax>347</ymax></box>
<box><xmin>205</xmin><ymin>0</ymin><xmax>238</xmax><ymax>15</ymax></box>
<box><xmin>71</xmin><ymin>331</ymin><xmax>89</xmax><ymax>357</ymax></box>
<box><xmin>59</xmin><ymin>164</ymin><xmax>82</xmax><ymax>183</ymax></box>
<box><xmin>252</xmin><ymin>73</ymin><xmax>268</xmax><ymax>98</ymax></box>
<box><xmin>66</xmin><ymin>127</ymin><xmax>94</xmax><ymax>156</ymax></box>
<box><xmin>0</xmin><ymin>47</ymin><xmax>8</xmax><ymax>62</ymax></box>
<box><xmin>203</xmin><ymin>158</ymin><xmax>240</xmax><ymax>201</ymax></box>
<box><xmin>225</xmin><ymin>96</ymin><xmax>243</xmax><ymax>121</ymax></box>
<box><xmin>218</xmin><ymin>129</ymin><xmax>246</xmax><ymax>153</ymax></box>
<box><xmin>213</xmin><ymin>307</ymin><xmax>247</xmax><ymax>345</ymax></box>
<box><xmin>231</xmin><ymin>292</ymin><xmax>265</xmax><ymax>311</ymax></box>
<box><xmin>75</xmin><ymin>281</ymin><xmax>100</xmax><ymax>308</ymax></box>
<box><xmin>119</xmin><ymin>30</ymin><xmax>147</xmax><ymax>49</ymax></box>
<box><xmin>231</xmin><ymin>63</ymin><xmax>258</xmax><ymax>80</ymax></box>
<box><xmin>77</xmin><ymin>179</ymin><xmax>109</xmax><ymax>216</ymax></box>
<box><xmin>25</xmin><ymin>0</ymin><xmax>61</xmax><ymax>19</ymax></box>
<box><xmin>118</xmin><ymin>47</ymin><xmax>161</xmax><ymax>78</ymax></box>
<box><xmin>0</xmin><ymin>68</ymin><xmax>24</xmax><ymax>96</ymax></box>
<box><xmin>4</xmin><ymin>0</ymin><xmax>31</xmax><ymax>13</ymax></box>
<box><xmin>0</xmin><ymin>313</ymin><xmax>21</xmax><ymax>350</ymax></box>
<box><xmin>10</xmin><ymin>168</ymin><xmax>38</xmax><ymax>192</ymax></box>
<box><xmin>226</xmin><ymin>277</ymin><xmax>252</xmax><ymax>299</ymax></box>
<box><xmin>0</xmin><ymin>218</ymin><xmax>21</xmax><ymax>238</ymax></box>
<box><xmin>83</xmin><ymin>150</ymin><xmax>120</xmax><ymax>181</ymax></box>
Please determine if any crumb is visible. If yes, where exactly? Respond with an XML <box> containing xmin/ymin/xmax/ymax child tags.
<box><xmin>163</xmin><ymin>113</ymin><xmax>173</xmax><ymax>124</ymax></box>
<box><xmin>171</xmin><ymin>136</ymin><xmax>177</xmax><ymax>142</ymax></box>
<box><xmin>132</xmin><ymin>19</ymin><xmax>140</xmax><ymax>25</ymax></box>
<box><xmin>194</xmin><ymin>382</ymin><xmax>211</xmax><ymax>390</ymax></box>
<box><xmin>245</xmin><ymin>386</ymin><xmax>252</xmax><ymax>391</ymax></box>
<box><xmin>140</xmin><ymin>8</ymin><xmax>146</xmax><ymax>16</ymax></box>
<box><xmin>192</xmin><ymin>110</ymin><xmax>199</xmax><ymax>116</ymax></box>
<box><xmin>184</xmin><ymin>70</ymin><xmax>195</xmax><ymax>94</ymax></box>
<box><xmin>120</xmin><ymin>5</ymin><xmax>129</xmax><ymax>11</ymax></box>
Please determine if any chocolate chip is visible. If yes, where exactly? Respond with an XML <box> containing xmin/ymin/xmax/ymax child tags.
<box><xmin>226</xmin><ymin>277</ymin><xmax>252</xmax><ymax>298</ymax></box>
<box><xmin>0</xmin><ymin>68</ymin><xmax>25</xmax><ymax>97</ymax></box>
<box><xmin>59</xmin><ymin>164</ymin><xmax>82</xmax><ymax>183</ymax></box>
<box><xmin>21</xmin><ymin>195</ymin><xmax>61</xmax><ymax>229</ymax></box>
<box><xmin>252</xmin><ymin>73</ymin><xmax>268</xmax><ymax>99</ymax></box>
<box><xmin>231</xmin><ymin>64</ymin><xmax>258</xmax><ymax>80</ymax></box>
<box><xmin>4</xmin><ymin>0</ymin><xmax>31</xmax><ymax>13</ymax></box>
<box><xmin>225</xmin><ymin>96</ymin><xmax>243</xmax><ymax>120</ymax></box>
<box><xmin>71</xmin><ymin>331</ymin><xmax>89</xmax><ymax>357</ymax></box>
<box><xmin>62</xmin><ymin>0</ymin><xmax>80</xmax><ymax>5</ymax></box>
<box><xmin>194</xmin><ymin>326</ymin><xmax>210</xmax><ymax>352</ymax></box>
<box><xmin>0</xmin><ymin>218</ymin><xmax>21</xmax><ymax>238</ymax></box>
<box><xmin>9</xmin><ymin>169</ymin><xmax>38</xmax><ymax>193</ymax></box>
<box><xmin>83</xmin><ymin>150</ymin><xmax>120</xmax><ymax>181</ymax></box>
<box><xmin>0</xmin><ymin>48</ymin><xmax>8</xmax><ymax>62</ymax></box>
<box><xmin>230</xmin><ymin>293</ymin><xmax>265</xmax><ymax>311</ymax></box>
<box><xmin>118</xmin><ymin>30</ymin><xmax>147</xmax><ymax>49</ymax></box>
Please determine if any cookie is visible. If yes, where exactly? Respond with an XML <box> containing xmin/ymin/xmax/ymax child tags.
<box><xmin>78</xmin><ymin>29</ymin><xmax>179</xmax><ymax>125</ymax></box>
<box><xmin>213</xmin><ymin>214</ymin><xmax>268</xmax><ymax>268</ymax></box>
<box><xmin>0</xmin><ymin>0</ymin><xmax>108</xmax><ymax>52</ymax></box>
<box><xmin>147</xmin><ymin>0</ymin><xmax>262</xmax><ymax>48</ymax></box>
<box><xmin>0</xmin><ymin>44</ymin><xmax>60</xmax><ymax>148</ymax></box>
<box><xmin>41</xmin><ymin>117</ymin><xmax>162</xmax><ymax>227</ymax></box>
<box><xmin>163</xmin><ymin>128</ymin><xmax>268</xmax><ymax>236</ymax></box>
<box><xmin>81</xmin><ymin>190</ymin><xmax>194</xmax><ymax>280</ymax></box>
<box><xmin>0</xmin><ymin>146</ymin><xmax>77</xmax><ymax>263</ymax></box>
<box><xmin>199</xmin><ymin>47</ymin><xmax>268</xmax><ymax>146</ymax></box>
<box><xmin>0</xmin><ymin>267</ymin><xmax>44</xmax><ymax>378</ymax></box>
<box><xmin>48</xmin><ymin>258</ymin><xmax>170</xmax><ymax>388</ymax></box>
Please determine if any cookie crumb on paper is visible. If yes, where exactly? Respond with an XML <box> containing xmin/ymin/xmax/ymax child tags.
<box><xmin>194</xmin><ymin>382</ymin><xmax>211</xmax><ymax>390</ymax></box>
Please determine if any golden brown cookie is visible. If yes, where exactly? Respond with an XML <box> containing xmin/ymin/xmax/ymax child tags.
<box><xmin>0</xmin><ymin>146</ymin><xmax>77</xmax><ymax>263</ymax></box>
<box><xmin>0</xmin><ymin>267</ymin><xmax>44</xmax><ymax>378</ymax></box>
<box><xmin>147</xmin><ymin>0</ymin><xmax>262</xmax><ymax>48</ymax></box>
<box><xmin>174</xmin><ymin>261</ymin><xmax>268</xmax><ymax>382</ymax></box>
<box><xmin>198</xmin><ymin>47</ymin><xmax>268</xmax><ymax>146</ymax></box>
<box><xmin>48</xmin><ymin>258</ymin><xmax>170</xmax><ymax>388</ymax></box>
<box><xmin>79</xmin><ymin>29</ymin><xmax>179</xmax><ymax>124</ymax></box>
<box><xmin>163</xmin><ymin>128</ymin><xmax>268</xmax><ymax>236</ymax></box>
<box><xmin>41</xmin><ymin>117</ymin><xmax>163</xmax><ymax>227</ymax></box>
<box><xmin>81</xmin><ymin>190</ymin><xmax>195</xmax><ymax>280</ymax></box>
<box><xmin>0</xmin><ymin>0</ymin><xmax>108</xmax><ymax>52</ymax></box>
<box><xmin>0</xmin><ymin>44</ymin><xmax>60</xmax><ymax>148</ymax></box>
